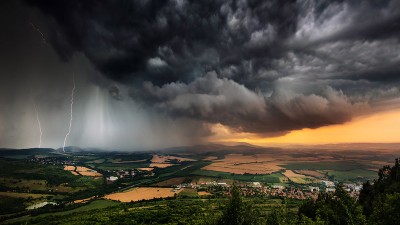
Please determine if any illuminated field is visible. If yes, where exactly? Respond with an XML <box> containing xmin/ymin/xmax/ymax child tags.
<box><xmin>151</xmin><ymin>155</ymin><xmax>196</xmax><ymax>163</ymax></box>
<box><xmin>201</xmin><ymin>154</ymin><xmax>284</xmax><ymax>175</ymax></box>
<box><xmin>104</xmin><ymin>187</ymin><xmax>180</xmax><ymax>202</ymax></box>
<box><xmin>283</xmin><ymin>170</ymin><xmax>320</xmax><ymax>184</ymax></box>
<box><xmin>297</xmin><ymin>170</ymin><xmax>326</xmax><ymax>179</ymax></box>
<box><xmin>64</xmin><ymin>166</ymin><xmax>102</xmax><ymax>177</ymax></box>
<box><xmin>64</xmin><ymin>165</ymin><xmax>75</xmax><ymax>171</ymax></box>
<box><xmin>150</xmin><ymin>163</ymin><xmax>175</xmax><ymax>168</ymax></box>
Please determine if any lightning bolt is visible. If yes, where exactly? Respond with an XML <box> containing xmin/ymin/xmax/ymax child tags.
<box><xmin>30</xmin><ymin>22</ymin><xmax>46</xmax><ymax>43</ymax></box>
<box><xmin>31</xmin><ymin>97</ymin><xmax>43</xmax><ymax>148</ymax></box>
<box><xmin>62</xmin><ymin>74</ymin><xmax>75</xmax><ymax>152</ymax></box>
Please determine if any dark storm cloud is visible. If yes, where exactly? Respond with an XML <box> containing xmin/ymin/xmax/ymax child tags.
<box><xmin>22</xmin><ymin>0</ymin><xmax>400</xmax><ymax>135</ymax></box>
<box><xmin>131</xmin><ymin>72</ymin><xmax>365</xmax><ymax>135</ymax></box>
<box><xmin>24</xmin><ymin>0</ymin><xmax>298</xmax><ymax>85</ymax></box>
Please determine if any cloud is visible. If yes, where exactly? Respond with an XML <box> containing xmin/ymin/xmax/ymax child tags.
<box><xmin>5</xmin><ymin>0</ymin><xmax>399</xmax><ymax>147</ymax></box>
<box><xmin>130</xmin><ymin>72</ymin><xmax>365</xmax><ymax>135</ymax></box>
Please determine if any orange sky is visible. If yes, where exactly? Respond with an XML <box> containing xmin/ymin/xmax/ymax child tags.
<box><xmin>209</xmin><ymin>108</ymin><xmax>400</xmax><ymax>145</ymax></box>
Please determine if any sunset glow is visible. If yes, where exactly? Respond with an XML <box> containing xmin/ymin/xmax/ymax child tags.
<box><xmin>210</xmin><ymin>108</ymin><xmax>400</xmax><ymax>145</ymax></box>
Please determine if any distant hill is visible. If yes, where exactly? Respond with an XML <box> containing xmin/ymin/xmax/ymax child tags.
<box><xmin>0</xmin><ymin>148</ymin><xmax>54</xmax><ymax>156</ymax></box>
<box><xmin>162</xmin><ymin>143</ymin><xmax>282</xmax><ymax>154</ymax></box>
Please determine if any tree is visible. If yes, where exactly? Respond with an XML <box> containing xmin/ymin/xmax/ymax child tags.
<box><xmin>217</xmin><ymin>186</ymin><xmax>260</xmax><ymax>225</ymax></box>
<box><xmin>299</xmin><ymin>184</ymin><xmax>366</xmax><ymax>225</ymax></box>
<box><xmin>369</xmin><ymin>193</ymin><xmax>400</xmax><ymax>225</ymax></box>
<box><xmin>359</xmin><ymin>158</ymin><xmax>400</xmax><ymax>220</ymax></box>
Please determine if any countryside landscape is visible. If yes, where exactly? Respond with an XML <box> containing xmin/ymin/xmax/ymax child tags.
<box><xmin>0</xmin><ymin>143</ymin><xmax>399</xmax><ymax>224</ymax></box>
<box><xmin>2</xmin><ymin>0</ymin><xmax>400</xmax><ymax>224</ymax></box>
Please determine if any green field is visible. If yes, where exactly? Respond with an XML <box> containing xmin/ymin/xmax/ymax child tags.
<box><xmin>178</xmin><ymin>188</ymin><xmax>199</xmax><ymax>198</ymax></box>
<box><xmin>4</xmin><ymin>200</ymin><xmax>119</xmax><ymax>224</ymax></box>
<box><xmin>324</xmin><ymin>169</ymin><xmax>377</xmax><ymax>181</ymax></box>
<box><xmin>281</xmin><ymin>160</ymin><xmax>369</xmax><ymax>171</ymax></box>
<box><xmin>191</xmin><ymin>170</ymin><xmax>284</xmax><ymax>183</ymax></box>
<box><xmin>94</xmin><ymin>162</ymin><xmax>150</xmax><ymax>170</ymax></box>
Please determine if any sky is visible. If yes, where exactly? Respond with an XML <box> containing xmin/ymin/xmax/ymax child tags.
<box><xmin>0</xmin><ymin>0</ymin><xmax>400</xmax><ymax>150</ymax></box>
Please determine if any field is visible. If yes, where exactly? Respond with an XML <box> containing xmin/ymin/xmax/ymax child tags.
<box><xmin>150</xmin><ymin>163</ymin><xmax>175</xmax><ymax>168</ymax></box>
<box><xmin>149</xmin><ymin>154</ymin><xmax>196</xmax><ymax>168</ymax></box>
<box><xmin>193</xmin><ymin>150</ymin><xmax>390</xmax><ymax>183</ymax></box>
<box><xmin>323</xmin><ymin>169</ymin><xmax>377</xmax><ymax>181</ymax></box>
<box><xmin>178</xmin><ymin>188</ymin><xmax>199</xmax><ymax>197</ymax></box>
<box><xmin>192</xmin><ymin>170</ymin><xmax>285</xmax><ymax>183</ymax></box>
<box><xmin>283</xmin><ymin>170</ymin><xmax>320</xmax><ymax>184</ymax></box>
<box><xmin>5</xmin><ymin>200</ymin><xmax>119</xmax><ymax>224</ymax></box>
<box><xmin>155</xmin><ymin>177</ymin><xmax>186</xmax><ymax>186</ymax></box>
<box><xmin>104</xmin><ymin>187</ymin><xmax>180</xmax><ymax>202</ymax></box>
<box><xmin>296</xmin><ymin>170</ymin><xmax>326</xmax><ymax>179</ymax></box>
<box><xmin>0</xmin><ymin>144</ymin><xmax>395</xmax><ymax>223</ymax></box>
<box><xmin>0</xmin><ymin>192</ymin><xmax>51</xmax><ymax>199</ymax></box>
<box><xmin>201</xmin><ymin>154</ymin><xmax>284</xmax><ymax>174</ymax></box>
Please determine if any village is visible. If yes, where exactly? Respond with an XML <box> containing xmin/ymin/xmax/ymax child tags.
<box><xmin>29</xmin><ymin>155</ymin><xmax>364</xmax><ymax>201</ymax></box>
<box><xmin>164</xmin><ymin>179</ymin><xmax>364</xmax><ymax>200</ymax></box>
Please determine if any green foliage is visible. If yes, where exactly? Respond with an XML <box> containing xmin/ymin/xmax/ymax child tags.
<box><xmin>369</xmin><ymin>193</ymin><xmax>400</xmax><ymax>225</ymax></box>
<box><xmin>0</xmin><ymin>196</ymin><xmax>25</xmax><ymax>214</ymax></box>
<box><xmin>299</xmin><ymin>184</ymin><xmax>366</xmax><ymax>225</ymax></box>
<box><xmin>265</xmin><ymin>204</ymin><xmax>297</xmax><ymax>225</ymax></box>
<box><xmin>358</xmin><ymin>158</ymin><xmax>400</xmax><ymax>224</ymax></box>
<box><xmin>13</xmin><ymin>199</ymin><xmax>221</xmax><ymax>225</ymax></box>
<box><xmin>217</xmin><ymin>186</ymin><xmax>260</xmax><ymax>225</ymax></box>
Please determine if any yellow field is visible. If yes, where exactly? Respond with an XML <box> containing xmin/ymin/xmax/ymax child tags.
<box><xmin>137</xmin><ymin>167</ymin><xmax>154</xmax><ymax>171</ymax></box>
<box><xmin>104</xmin><ymin>187</ymin><xmax>180</xmax><ymax>202</ymax></box>
<box><xmin>203</xmin><ymin>156</ymin><xmax>218</xmax><ymax>161</ymax></box>
<box><xmin>150</xmin><ymin>163</ymin><xmax>174</xmax><ymax>168</ymax></box>
<box><xmin>64</xmin><ymin>165</ymin><xmax>101</xmax><ymax>176</ymax></box>
<box><xmin>64</xmin><ymin>165</ymin><xmax>75</xmax><ymax>171</ymax></box>
<box><xmin>202</xmin><ymin>154</ymin><xmax>284</xmax><ymax>174</ymax></box>
<box><xmin>151</xmin><ymin>155</ymin><xmax>196</xmax><ymax>163</ymax></box>
<box><xmin>283</xmin><ymin>170</ymin><xmax>320</xmax><ymax>184</ymax></box>
<box><xmin>75</xmin><ymin>166</ymin><xmax>102</xmax><ymax>177</ymax></box>
<box><xmin>79</xmin><ymin>171</ymin><xmax>102</xmax><ymax>177</ymax></box>
<box><xmin>73</xmin><ymin>196</ymin><xmax>95</xmax><ymax>203</ymax></box>
<box><xmin>198</xmin><ymin>191</ymin><xmax>212</xmax><ymax>196</ymax></box>
<box><xmin>297</xmin><ymin>170</ymin><xmax>326</xmax><ymax>178</ymax></box>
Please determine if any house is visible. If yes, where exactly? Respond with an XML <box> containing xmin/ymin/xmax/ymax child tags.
<box><xmin>309</xmin><ymin>186</ymin><xmax>319</xmax><ymax>192</ymax></box>
<box><xmin>107</xmin><ymin>176</ymin><xmax>118</xmax><ymax>182</ymax></box>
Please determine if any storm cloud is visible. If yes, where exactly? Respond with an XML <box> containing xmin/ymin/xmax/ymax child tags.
<box><xmin>131</xmin><ymin>72</ymin><xmax>365</xmax><ymax>135</ymax></box>
<box><xmin>1</xmin><ymin>0</ymin><xmax>400</xmax><ymax>148</ymax></box>
<box><xmin>22</xmin><ymin>0</ymin><xmax>400</xmax><ymax>128</ymax></box>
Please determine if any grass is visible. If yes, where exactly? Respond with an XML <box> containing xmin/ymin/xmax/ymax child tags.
<box><xmin>95</xmin><ymin>162</ymin><xmax>150</xmax><ymax>170</ymax></box>
<box><xmin>0</xmin><ymin>192</ymin><xmax>51</xmax><ymax>199</ymax></box>
<box><xmin>4</xmin><ymin>200</ymin><xmax>119</xmax><ymax>224</ymax></box>
<box><xmin>281</xmin><ymin>161</ymin><xmax>368</xmax><ymax>171</ymax></box>
<box><xmin>0</xmin><ymin>178</ymin><xmax>48</xmax><ymax>191</ymax></box>
<box><xmin>191</xmin><ymin>170</ymin><xmax>284</xmax><ymax>183</ymax></box>
<box><xmin>178</xmin><ymin>188</ymin><xmax>199</xmax><ymax>198</ymax></box>
<box><xmin>324</xmin><ymin>169</ymin><xmax>377</xmax><ymax>181</ymax></box>
<box><xmin>7</xmin><ymin>198</ymin><xmax>301</xmax><ymax>225</ymax></box>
